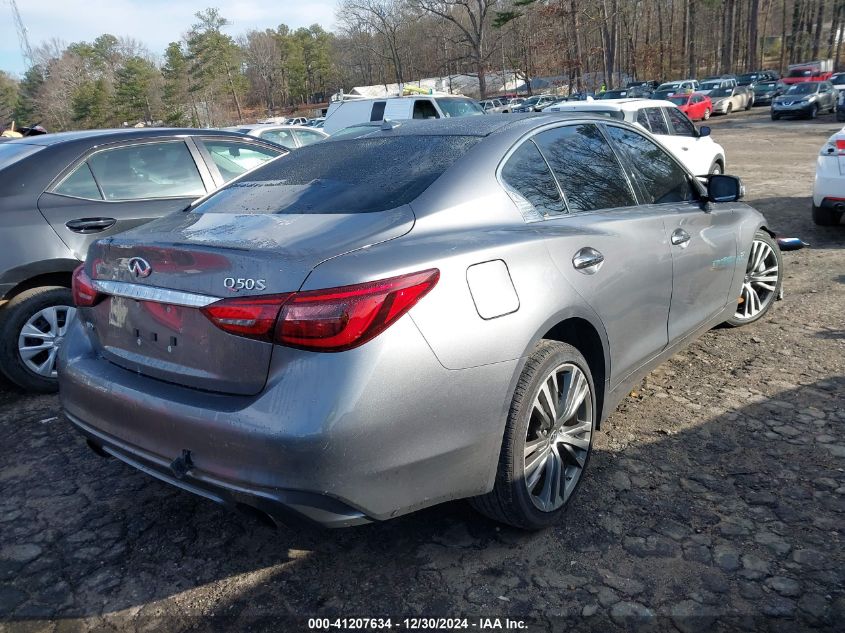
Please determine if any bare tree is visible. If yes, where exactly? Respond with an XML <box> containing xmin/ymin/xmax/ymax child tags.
<box><xmin>411</xmin><ymin>0</ymin><xmax>499</xmax><ymax>97</ymax></box>
<box><xmin>338</xmin><ymin>0</ymin><xmax>410</xmax><ymax>85</ymax></box>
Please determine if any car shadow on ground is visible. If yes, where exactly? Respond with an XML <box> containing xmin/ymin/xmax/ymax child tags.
<box><xmin>1</xmin><ymin>373</ymin><xmax>842</xmax><ymax>631</ymax></box>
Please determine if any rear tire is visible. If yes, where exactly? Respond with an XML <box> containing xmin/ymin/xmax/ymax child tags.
<box><xmin>703</xmin><ymin>108</ymin><xmax>711</xmax><ymax>120</ymax></box>
<box><xmin>709</xmin><ymin>161</ymin><xmax>724</xmax><ymax>175</ymax></box>
<box><xmin>726</xmin><ymin>103</ymin><xmax>733</xmax><ymax>115</ymax></box>
<box><xmin>0</xmin><ymin>287</ymin><xmax>75</xmax><ymax>393</ymax></box>
<box><xmin>812</xmin><ymin>203</ymin><xmax>843</xmax><ymax>226</ymax></box>
<box><xmin>470</xmin><ymin>340</ymin><xmax>596</xmax><ymax>530</ymax></box>
<box><xmin>809</xmin><ymin>104</ymin><xmax>819</xmax><ymax>119</ymax></box>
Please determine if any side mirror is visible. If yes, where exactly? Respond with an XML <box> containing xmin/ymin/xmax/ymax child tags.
<box><xmin>698</xmin><ymin>125</ymin><xmax>711</xmax><ymax>137</ymax></box>
<box><xmin>708</xmin><ymin>174</ymin><xmax>744</xmax><ymax>202</ymax></box>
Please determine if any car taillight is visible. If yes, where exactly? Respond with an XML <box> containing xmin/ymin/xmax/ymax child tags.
<box><xmin>836</xmin><ymin>140</ymin><xmax>845</xmax><ymax>152</ymax></box>
<box><xmin>199</xmin><ymin>269</ymin><xmax>440</xmax><ymax>351</ymax></box>
<box><xmin>71</xmin><ymin>265</ymin><xmax>100</xmax><ymax>307</ymax></box>
<box><xmin>200</xmin><ymin>294</ymin><xmax>293</xmax><ymax>341</ymax></box>
<box><xmin>276</xmin><ymin>269</ymin><xmax>439</xmax><ymax>352</ymax></box>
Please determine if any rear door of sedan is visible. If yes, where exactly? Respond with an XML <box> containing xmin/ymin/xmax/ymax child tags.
<box><xmin>37</xmin><ymin>137</ymin><xmax>216</xmax><ymax>260</ymax></box>
<box><xmin>525</xmin><ymin>122</ymin><xmax>672</xmax><ymax>384</ymax></box>
<box><xmin>603</xmin><ymin>123</ymin><xmax>737</xmax><ymax>341</ymax></box>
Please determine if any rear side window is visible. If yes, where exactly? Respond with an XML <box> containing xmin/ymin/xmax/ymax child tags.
<box><xmin>644</xmin><ymin>108</ymin><xmax>669</xmax><ymax>134</ymax></box>
<box><xmin>636</xmin><ymin>109</ymin><xmax>651</xmax><ymax>130</ymax></box>
<box><xmin>200</xmin><ymin>139</ymin><xmax>281</xmax><ymax>182</ymax></box>
<box><xmin>195</xmin><ymin>135</ymin><xmax>481</xmax><ymax>215</ymax></box>
<box><xmin>53</xmin><ymin>162</ymin><xmax>102</xmax><ymax>200</ymax></box>
<box><xmin>293</xmin><ymin>129</ymin><xmax>327</xmax><ymax>147</ymax></box>
<box><xmin>664</xmin><ymin>108</ymin><xmax>697</xmax><ymax>137</ymax></box>
<box><xmin>604</xmin><ymin>125</ymin><xmax>695</xmax><ymax>204</ymax></box>
<box><xmin>88</xmin><ymin>141</ymin><xmax>205</xmax><ymax>200</ymax></box>
<box><xmin>500</xmin><ymin>140</ymin><xmax>566</xmax><ymax>220</ymax></box>
<box><xmin>534</xmin><ymin>124</ymin><xmax>636</xmax><ymax>212</ymax></box>
<box><xmin>370</xmin><ymin>101</ymin><xmax>386</xmax><ymax>121</ymax></box>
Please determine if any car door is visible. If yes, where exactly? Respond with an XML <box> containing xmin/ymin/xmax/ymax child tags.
<box><xmin>528</xmin><ymin>123</ymin><xmax>672</xmax><ymax>384</ymax></box>
<box><xmin>36</xmin><ymin>138</ymin><xmax>213</xmax><ymax>260</ymax></box>
<box><xmin>194</xmin><ymin>137</ymin><xmax>285</xmax><ymax>187</ymax></box>
<box><xmin>603</xmin><ymin>124</ymin><xmax>737</xmax><ymax>341</ymax></box>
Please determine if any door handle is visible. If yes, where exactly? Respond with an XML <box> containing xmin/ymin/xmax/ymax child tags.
<box><xmin>572</xmin><ymin>247</ymin><xmax>605</xmax><ymax>274</ymax></box>
<box><xmin>671</xmin><ymin>228</ymin><xmax>691</xmax><ymax>246</ymax></box>
<box><xmin>65</xmin><ymin>218</ymin><xmax>117</xmax><ymax>234</ymax></box>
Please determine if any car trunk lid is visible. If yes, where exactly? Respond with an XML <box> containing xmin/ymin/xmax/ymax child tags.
<box><xmin>83</xmin><ymin>208</ymin><xmax>414</xmax><ymax>395</ymax></box>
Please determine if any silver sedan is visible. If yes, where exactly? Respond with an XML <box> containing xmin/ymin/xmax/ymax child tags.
<box><xmin>59</xmin><ymin>115</ymin><xmax>782</xmax><ymax>529</ymax></box>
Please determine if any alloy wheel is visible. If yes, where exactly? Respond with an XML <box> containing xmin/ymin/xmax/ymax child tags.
<box><xmin>735</xmin><ymin>238</ymin><xmax>779</xmax><ymax>321</ymax></box>
<box><xmin>17</xmin><ymin>305</ymin><xmax>76</xmax><ymax>378</ymax></box>
<box><xmin>523</xmin><ymin>363</ymin><xmax>593</xmax><ymax>512</ymax></box>
<box><xmin>703</xmin><ymin>108</ymin><xmax>711</xmax><ymax>120</ymax></box>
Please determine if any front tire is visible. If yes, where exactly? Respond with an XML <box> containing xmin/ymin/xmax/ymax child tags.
<box><xmin>812</xmin><ymin>203</ymin><xmax>843</xmax><ymax>226</ymax></box>
<box><xmin>724</xmin><ymin>231</ymin><xmax>783</xmax><ymax>327</ymax></box>
<box><xmin>726</xmin><ymin>103</ymin><xmax>733</xmax><ymax>115</ymax></box>
<box><xmin>771</xmin><ymin>112</ymin><xmax>780</xmax><ymax>120</ymax></box>
<box><xmin>0</xmin><ymin>287</ymin><xmax>75</xmax><ymax>393</ymax></box>
<box><xmin>809</xmin><ymin>104</ymin><xmax>819</xmax><ymax>119</ymax></box>
<box><xmin>470</xmin><ymin>341</ymin><xmax>595</xmax><ymax>530</ymax></box>
<box><xmin>703</xmin><ymin>108</ymin><xmax>711</xmax><ymax>120</ymax></box>
<box><xmin>709</xmin><ymin>161</ymin><xmax>724</xmax><ymax>175</ymax></box>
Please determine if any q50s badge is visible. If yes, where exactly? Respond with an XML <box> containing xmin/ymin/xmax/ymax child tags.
<box><xmin>224</xmin><ymin>277</ymin><xmax>267</xmax><ymax>292</ymax></box>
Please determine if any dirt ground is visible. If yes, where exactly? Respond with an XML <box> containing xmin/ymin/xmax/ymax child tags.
<box><xmin>1</xmin><ymin>107</ymin><xmax>843</xmax><ymax>633</ymax></box>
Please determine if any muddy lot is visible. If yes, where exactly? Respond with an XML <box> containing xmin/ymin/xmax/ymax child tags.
<box><xmin>1</xmin><ymin>107</ymin><xmax>843</xmax><ymax>632</ymax></box>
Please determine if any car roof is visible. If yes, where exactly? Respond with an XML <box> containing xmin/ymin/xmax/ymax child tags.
<box><xmin>3</xmin><ymin>127</ymin><xmax>246</xmax><ymax>147</ymax></box>
<box><xmin>550</xmin><ymin>98</ymin><xmax>677</xmax><ymax>112</ymax></box>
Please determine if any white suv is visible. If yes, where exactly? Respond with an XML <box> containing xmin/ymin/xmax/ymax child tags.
<box><xmin>542</xmin><ymin>99</ymin><xmax>726</xmax><ymax>175</ymax></box>
<box><xmin>323</xmin><ymin>96</ymin><xmax>484</xmax><ymax>134</ymax></box>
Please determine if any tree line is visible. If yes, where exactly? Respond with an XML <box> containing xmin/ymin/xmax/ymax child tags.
<box><xmin>2</xmin><ymin>1</ymin><xmax>844</xmax><ymax>131</ymax></box>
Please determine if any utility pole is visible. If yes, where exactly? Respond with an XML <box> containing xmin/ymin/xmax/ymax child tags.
<box><xmin>9</xmin><ymin>0</ymin><xmax>33</xmax><ymax>68</ymax></box>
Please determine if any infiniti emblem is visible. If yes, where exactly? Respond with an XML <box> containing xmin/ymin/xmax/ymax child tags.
<box><xmin>128</xmin><ymin>257</ymin><xmax>152</xmax><ymax>278</ymax></box>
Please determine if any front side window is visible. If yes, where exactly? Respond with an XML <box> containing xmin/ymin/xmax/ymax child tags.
<box><xmin>500</xmin><ymin>139</ymin><xmax>566</xmax><ymax>220</ymax></box>
<box><xmin>200</xmin><ymin>140</ymin><xmax>282</xmax><ymax>182</ymax></box>
<box><xmin>194</xmin><ymin>135</ymin><xmax>481</xmax><ymax>215</ymax></box>
<box><xmin>88</xmin><ymin>141</ymin><xmax>205</xmax><ymax>201</ymax></box>
<box><xmin>605</xmin><ymin>125</ymin><xmax>695</xmax><ymax>204</ymax></box>
<box><xmin>664</xmin><ymin>108</ymin><xmax>697</xmax><ymax>137</ymax></box>
<box><xmin>534</xmin><ymin>124</ymin><xmax>636</xmax><ymax>212</ymax></box>
<box><xmin>413</xmin><ymin>100</ymin><xmax>439</xmax><ymax>119</ymax></box>
<box><xmin>53</xmin><ymin>162</ymin><xmax>102</xmax><ymax>200</ymax></box>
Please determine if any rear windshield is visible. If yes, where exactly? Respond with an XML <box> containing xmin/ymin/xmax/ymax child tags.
<box><xmin>0</xmin><ymin>143</ymin><xmax>44</xmax><ymax>171</ymax></box>
<box><xmin>194</xmin><ymin>135</ymin><xmax>481</xmax><ymax>214</ymax></box>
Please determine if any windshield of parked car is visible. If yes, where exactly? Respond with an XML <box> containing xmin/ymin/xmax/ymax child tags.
<box><xmin>830</xmin><ymin>73</ymin><xmax>845</xmax><ymax>84</ymax></box>
<box><xmin>435</xmin><ymin>98</ymin><xmax>485</xmax><ymax>117</ymax></box>
<box><xmin>194</xmin><ymin>135</ymin><xmax>482</xmax><ymax>215</ymax></box>
<box><xmin>710</xmin><ymin>87</ymin><xmax>733</xmax><ymax>97</ymax></box>
<box><xmin>700</xmin><ymin>81</ymin><xmax>721</xmax><ymax>90</ymax></box>
<box><xmin>788</xmin><ymin>69</ymin><xmax>814</xmax><ymax>77</ymax></box>
<box><xmin>755</xmin><ymin>82</ymin><xmax>776</xmax><ymax>92</ymax></box>
<box><xmin>667</xmin><ymin>95</ymin><xmax>690</xmax><ymax>105</ymax></box>
<box><xmin>0</xmin><ymin>142</ymin><xmax>44</xmax><ymax>171</ymax></box>
<box><xmin>738</xmin><ymin>73</ymin><xmax>758</xmax><ymax>83</ymax></box>
<box><xmin>786</xmin><ymin>83</ymin><xmax>818</xmax><ymax>95</ymax></box>
<box><xmin>657</xmin><ymin>82</ymin><xmax>681</xmax><ymax>91</ymax></box>
<box><xmin>598</xmin><ymin>90</ymin><xmax>628</xmax><ymax>99</ymax></box>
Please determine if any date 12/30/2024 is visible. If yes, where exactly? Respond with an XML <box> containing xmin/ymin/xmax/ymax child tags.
<box><xmin>307</xmin><ymin>618</ymin><xmax>529</xmax><ymax>630</ymax></box>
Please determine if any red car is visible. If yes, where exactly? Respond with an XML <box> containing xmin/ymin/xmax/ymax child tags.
<box><xmin>667</xmin><ymin>93</ymin><xmax>712</xmax><ymax>121</ymax></box>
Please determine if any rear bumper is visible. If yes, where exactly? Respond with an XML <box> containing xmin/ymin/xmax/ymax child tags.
<box><xmin>58</xmin><ymin>315</ymin><xmax>516</xmax><ymax>525</ymax></box>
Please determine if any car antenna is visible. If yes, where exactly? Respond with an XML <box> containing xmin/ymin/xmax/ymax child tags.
<box><xmin>381</xmin><ymin>119</ymin><xmax>401</xmax><ymax>131</ymax></box>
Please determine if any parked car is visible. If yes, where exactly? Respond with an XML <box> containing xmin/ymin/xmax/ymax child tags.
<box><xmin>812</xmin><ymin>128</ymin><xmax>845</xmax><ymax>225</ymax></box>
<box><xmin>597</xmin><ymin>89</ymin><xmax>635</xmax><ymax>99</ymax></box>
<box><xmin>543</xmin><ymin>99</ymin><xmax>726</xmax><ymax>174</ymax></box>
<box><xmin>697</xmin><ymin>78</ymin><xmax>737</xmax><ymax>95</ymax></box>
<box><xmin>752</xmin><ymin>81</ymin><xmax>783</xmax><ymax>106</ymax></box>
<box><xmin>656</xmin><ymin>79</ymin><xmax>700</xmax><ymax>95</ymax></box>
<box><xmin>508</xmin><ymin>97</ymin><xmax>526</xmax><ymax>108</ymax></box>
<box><xmin>0</xmin><ymin>129</ymin><xmax>286</xmax><ymax>392</ymax></box>
<box><xmin>224</xmin><ymin>124</ymin><xmax>329</xmax><ymax>150</ymax></box>
<box><xmin>837</xmin><ymin>90</ymin><xmax>845</xmax><ymax>122</ymax></box>
<box><xmin>771</xmin><ymin>81</ymin><xmax>837</xmax><ymax>119</ymax></box>
<box><xmin>59</xmin><ymin>115</ymin><xmax>781</xmax><ymax>530</ymax></box>
<box><xmin>709</xmin><ymin>85</ymin><xmax>754</xmax><ymax>115</ymax></box>
<box><xmin>566</xmin><ymin>92</ymin><xmax>597</xmax><ymax>102</ymax></box>
<box><xmin>513</xmin><ymin>95</ymin><xmax>558</xmax><ymax>112</ymax></box>
<box><xmin>323</xmin><ymin>95</ymin><xmax>484</xmax><ymax>134</ymax></box>
<box><xmin>480</xmin><ymin>99</ymin><xmax>507</xmax><ymax>113</ymax></box>
<box><xmin>829</xmin><ymin>72</ymin><xmax>845</xmax><ymax>92</ymax></box>
<box><xmin>286</xmin><ymin>117</ymin><xmax>308</xmax><ymax>126</ymax></box>
<box><xmin>781</xmin><ymin>60</ymin><xmax>834</xmax><ymax>86</ymax></box>
<box><xmin>668</xmin><ymin>92</ymin><xmax>713</xmax><ymax>121</ymax></box>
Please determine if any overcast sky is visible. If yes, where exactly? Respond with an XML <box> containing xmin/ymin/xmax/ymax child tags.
<box><xmin>1</xmin><ymin>0</ymin><xmax>337</xmax><ymax>76</ymax></box>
